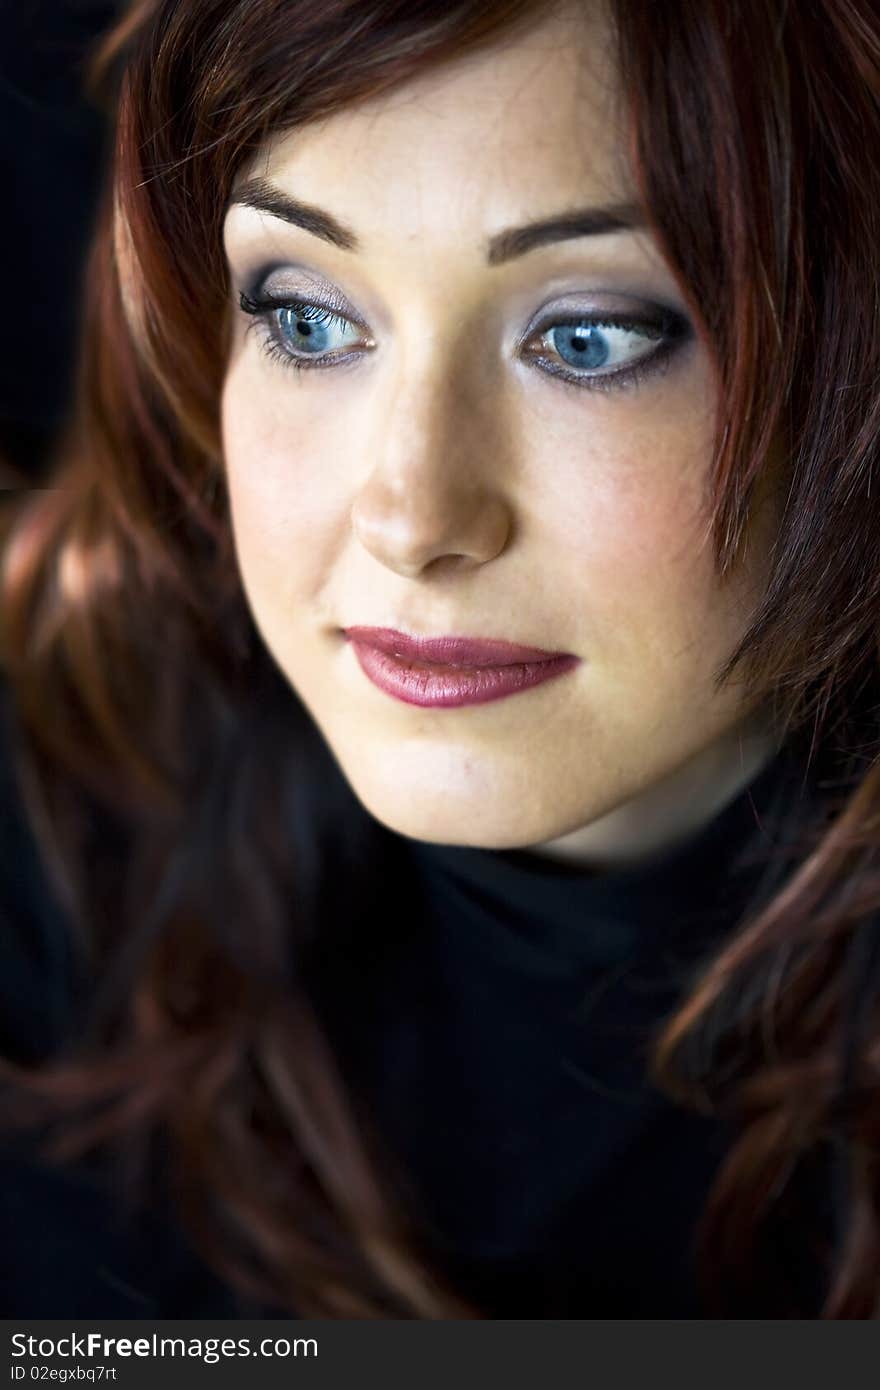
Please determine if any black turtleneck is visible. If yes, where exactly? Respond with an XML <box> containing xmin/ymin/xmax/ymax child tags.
<box><xmin>319</xmin><ymin>728</ymin><xmax>831</xmax><ymax>1317</ymax></box>
<box><xmin>0</xmin><ymin>676</ymin><xmax>832</xmax><ymax>1316</ymax></box>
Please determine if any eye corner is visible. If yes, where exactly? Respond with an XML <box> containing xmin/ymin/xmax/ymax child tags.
<box><xmin>239</xmin><ymin>289</ymin><xmax>261</xmax><ymax>314</ymax></box>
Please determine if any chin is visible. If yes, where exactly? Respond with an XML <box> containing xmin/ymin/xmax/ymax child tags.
<box><xmin>348</xmin><ymin>780</ymin><xmax>577</xmax><ymax>851</ymax></box>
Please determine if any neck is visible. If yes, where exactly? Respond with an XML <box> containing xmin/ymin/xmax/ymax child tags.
<box><xmin>525</xmin><ymin>703</ymin><xmax>786</xmax><ymax>873</ymax></box>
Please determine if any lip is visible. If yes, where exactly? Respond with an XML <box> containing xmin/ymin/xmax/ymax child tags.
<box><xmin>341</xmin><ymin>626</ymin><xmax>581</xmax><ymax>709</ymax></box>
<box><xmin>341</xmin><ymin>626</ymin><xmax>574</xmax><ymax>668</ymax></box>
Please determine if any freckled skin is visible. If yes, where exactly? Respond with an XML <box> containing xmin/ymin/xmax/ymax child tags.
<box><xmin>220</xmin><ymin>0</ymin><xmax>784</xmax><ymax>869</ymax></box>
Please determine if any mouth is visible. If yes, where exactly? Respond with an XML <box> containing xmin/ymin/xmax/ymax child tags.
<box><xmin>340</xmin><ymin>626</ymin><xmax>581</xmax><ymax>709</ymax></box>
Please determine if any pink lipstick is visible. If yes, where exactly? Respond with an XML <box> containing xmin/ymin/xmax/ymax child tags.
<box><xmin>341</xmin><ymin>626</ymin><xmax>581</xmax><ymax>708</ymax></box>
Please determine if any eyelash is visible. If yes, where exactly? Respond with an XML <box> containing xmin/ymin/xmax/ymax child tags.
<box><xmin>237</xmin><ymin>289</ymin><xmax>691</xmax><ymax>396</ymax></box>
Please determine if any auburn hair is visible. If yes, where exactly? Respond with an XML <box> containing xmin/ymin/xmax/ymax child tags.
<box><xmin>1</xmin><ymin>0</ymin><xmax>880</xmax><ymax>1317</ymax></box>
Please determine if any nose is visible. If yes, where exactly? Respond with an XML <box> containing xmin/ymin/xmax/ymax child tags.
<box><xmin>349</xmin><ymin>355</ymin><xmax>513</xmax><ymax>580</ymax></box>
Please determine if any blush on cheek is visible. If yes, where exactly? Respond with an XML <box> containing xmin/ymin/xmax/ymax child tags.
<box><xmin>556</xmin><ymin>482</ymin><xmax>707</xmax><ymax>607</ymax></box>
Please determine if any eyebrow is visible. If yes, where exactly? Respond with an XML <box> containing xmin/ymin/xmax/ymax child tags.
<box><xmin>228</xmin><ymin>176</ymin><xmax>646</xmax><ymax>266</ymax></box>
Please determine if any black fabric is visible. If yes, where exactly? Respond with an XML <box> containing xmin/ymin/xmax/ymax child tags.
<box><xmin>316</xmin><ymin>727</ymin><xmax>829</xmax><ymax>1317</ymax></box>
<box><xmin>0</xmin><ymin>674</ymin><xmax>830</xmax><ymax>1316</ymax></box>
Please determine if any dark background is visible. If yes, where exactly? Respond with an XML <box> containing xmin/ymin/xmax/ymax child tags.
<box><xmin>1</xmin><ymin>1</ymin><xmax>120</xmax><ymax>485</ymax></box>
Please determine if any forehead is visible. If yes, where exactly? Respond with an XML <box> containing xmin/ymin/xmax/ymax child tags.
<box><xmin>240</xmin><ymin>2</ymin><xmax>631</xmax><ymax>251</ymax></box>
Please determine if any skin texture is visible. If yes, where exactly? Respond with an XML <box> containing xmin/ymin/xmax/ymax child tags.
<box><xmin>220</xmin><ymin>0</ymin><xmax>784</xmax><ymax>870</ymax></box>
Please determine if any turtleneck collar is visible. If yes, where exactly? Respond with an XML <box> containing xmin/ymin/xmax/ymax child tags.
<box><xmin>404</xmin><ymin>725</ymin><xmax>821</xmax><ymax>973</ymax></box>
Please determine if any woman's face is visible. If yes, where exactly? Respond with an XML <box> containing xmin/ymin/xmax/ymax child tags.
<box><xmin>221</xmin><ymin>0</ymin><xmax>782</xmax><ymax>866</ymax></box>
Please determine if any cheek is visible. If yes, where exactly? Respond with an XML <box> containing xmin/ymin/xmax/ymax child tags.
<box><xmin>527</xmin><ymin>387</ymin><xmax>726</xmax><ymax>662</ymax></box>
<box><xmin>220</xmin><ymin>358</ymin><xmax>351</xmax><ymax>615</ymax></box>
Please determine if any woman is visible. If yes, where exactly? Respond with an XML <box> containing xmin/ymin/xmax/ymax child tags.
<box><xmin>0</xmin><ymin>0</ymin><xmax>879</xmax><ymax>1318</ymax></box>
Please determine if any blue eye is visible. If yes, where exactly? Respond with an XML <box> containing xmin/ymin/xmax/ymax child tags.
<box><xmin>238</xmin><ymin>289</ymin><xmax>691</xmax><ymax>393</ymax></box>
<box><xmin>275</xmin><ymin>303</ymin><xmax>363</xmax><ymax>356</ymax></box>
<box><xmin>239</xmin><ymin>292</ymin><xmax>366</xmax><ymax>371</ymax></box>
<box><xmin>545</xmin><ymin>320</ymin><xmax>660</xmax><ymax>371</ymax></box>
<box><xmin>525</xmin><ymin>310</ymin><xmax>691</xmax><ymax>393</ymax></box>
